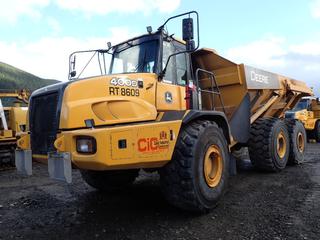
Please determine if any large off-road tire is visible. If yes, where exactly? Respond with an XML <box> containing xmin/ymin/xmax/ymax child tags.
<box><xmin>285</xmin><ymin>119</ymin><xmax>306</xmax><ymax>165</ymax></box>
<box><xmin>80</xmin><ymin>169</ymin><xmax>139</xmax><ymax>192</ymax></box>
<box><xmin>314</xmin><ymin>121</ymin><xmax>320</xmax><ymax>143</ymax></box>
<box><xmin>248</xmin><ymin>118</ymin><xmax>289</xmax><ymax>172</ymax></box>
<box><xmin>159</xmin><ymin>120</ymin><xmax>229</xmax><ymax>213</ymax></box>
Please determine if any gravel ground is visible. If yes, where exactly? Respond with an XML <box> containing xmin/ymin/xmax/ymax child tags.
<box><xmin>0</xmin><ymin>143</ymin><xmax>319</xmax><ymax>240</ymax></box>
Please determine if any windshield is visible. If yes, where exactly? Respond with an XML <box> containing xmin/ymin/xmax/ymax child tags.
<box><xmin>68</xmin><ymin>40</ymin><xmax>159</xmax><ymax>80</ymax></box>
<box><xmin>293</xmin><ymin>100</ymin><xmax>309</xmax><ymax>111</ymax></box>
<box><xmin>110</xmin><ymin>40</ymin><xmax>159</xmax><ymax>74</ymax></box>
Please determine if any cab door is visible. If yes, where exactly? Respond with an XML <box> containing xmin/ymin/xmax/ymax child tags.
<box><xmin>156</xmin><ymin>41</ymin><xmax>190</xmax><ymax>111</ymax></box>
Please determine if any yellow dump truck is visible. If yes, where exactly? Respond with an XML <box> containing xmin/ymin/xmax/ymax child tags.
<box><xmin>285</xmin><ymin>97</ymin><xmax>320</xmax><ymax>142</ymax></box>
<box><xmin>16</xmin><ymin>12</ymin><xmax>312</xmax><ymax>212</ymax></box>
<box><xmin>0</xmin><ymin>89</ymin><xmax>29</xmax><ymax>167</ymax></box>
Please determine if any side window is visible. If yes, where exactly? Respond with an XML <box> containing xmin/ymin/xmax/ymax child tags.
<box><xmin>176</xmin><ymin>53</ymin><xmax>187</xmax><ymax>86</ymax></box>
<box><xmin>163</xmin><ymin>41</ymin><xmax>176</xmax><ymax>83</ymax></box>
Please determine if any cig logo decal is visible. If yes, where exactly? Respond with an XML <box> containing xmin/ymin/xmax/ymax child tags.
<box><xmin>138</xmin><ymin>131</ymin><xmax>170</xmax><ymax>153</ymax></box>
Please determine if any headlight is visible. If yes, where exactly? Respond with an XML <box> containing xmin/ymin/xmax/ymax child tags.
<box><xmin>76</xmin><ymin>136</ymin><xmax>97</xmax><ymax>154</ymax></box>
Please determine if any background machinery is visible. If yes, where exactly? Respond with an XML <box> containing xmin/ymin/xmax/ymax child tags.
<box><xmin>0</xmin><ymin>89</ymin><xmax>29</xmax><ymax>168</ymax></box>
<box><xmin>285</xmin><ymin>97</ymin><xmax>320</xmax><ymax>142</ymax></box>
<box><xmin>16</xmin><ymin>12</ymin><xmax>312</xmax><ymax>212</ymax></box>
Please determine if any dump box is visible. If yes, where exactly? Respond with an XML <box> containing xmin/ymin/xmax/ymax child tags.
<box><xmin>192</xmin><ymin>48</ymin><xmax>312</xmax><ymax>144</ymax></box>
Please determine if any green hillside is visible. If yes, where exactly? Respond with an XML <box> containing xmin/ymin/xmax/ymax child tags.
<box><xmin>0</xmin><ymin>62</ymin><xmax>59</xmax><ymax>91</ymax></box>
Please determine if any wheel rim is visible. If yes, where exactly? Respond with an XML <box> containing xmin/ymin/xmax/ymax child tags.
<box><xmin>277</xmin><ymin>131</ymin><xmax>287</xmax><ymax>159</ymax></box>
<box><xmin>203</xmin><ymin>145</ymin><xmax>223</xmax><ymax>188</ymax></box>
<box><xmin>297</xmin><ymin>132</ymin><xmax>305</xmax><ymax>153</ymax></box>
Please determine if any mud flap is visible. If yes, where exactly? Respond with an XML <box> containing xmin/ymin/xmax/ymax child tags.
<box><xmin>15</xmin><ymin>149</ymin><xmax>32</xmax><ymax>175</ymax></box>
<box><xmin>48</xmin><ymin>152</ymin><xmax>72</xmax><ymax>183</ymax></box>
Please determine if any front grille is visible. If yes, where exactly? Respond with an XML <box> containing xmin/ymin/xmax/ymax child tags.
<box><xmin>30</xmin><ymin>92</ymin><xmax>60</xmax><ymax>155</ymax></box>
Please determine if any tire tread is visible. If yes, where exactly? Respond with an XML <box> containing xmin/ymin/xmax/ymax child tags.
<box><xmin>248</xmin><ymin>118</ymin><xmax>288</xmax><ymax>172</ymax></box>
<box><xmin>160</xmin><ymin>120</ymin><xmax>227</xmax><ymax>212</ymax></box>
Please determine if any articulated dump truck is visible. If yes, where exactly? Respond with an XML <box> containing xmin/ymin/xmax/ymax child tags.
<box><xmin>15</xmin><ymin>12</ymin><xmax>312</xmax><ymax>212</ymax></box>
<box><xmin>285</xmin><ymin>97</ymin><xmax>320</xmax><ymax>142</ymax></box>
<box><xmin>0</xmin><ymin>89</ymin><xmax>29</xmax><ymax>168</ymax></box>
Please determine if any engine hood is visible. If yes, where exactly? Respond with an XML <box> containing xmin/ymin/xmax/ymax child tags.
<box><xmin>59</xmin><ymin>73</ymin><xmax>158</xmax><ymax>129</ymax></box>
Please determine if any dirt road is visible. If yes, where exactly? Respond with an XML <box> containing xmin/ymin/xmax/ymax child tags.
<box><xmin>0</xmin><ymin>144</ymin><xmax>319</xmax><ymax>240</ymax></box>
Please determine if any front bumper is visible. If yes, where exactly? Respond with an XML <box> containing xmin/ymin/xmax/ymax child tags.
<box><xmin>56</xmin><ymin>120</ymin><xmax>181</xmax><ymax>170</ymax></box>
<box><xmin>16</xmin><ymin>120</ymin><xmax>182</xmax><ymax>182</ymax></box>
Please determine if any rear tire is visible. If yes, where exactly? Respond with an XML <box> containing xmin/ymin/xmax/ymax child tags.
<box><xmin>314</xmin><ymin>121</ymin><xmax>320</xmax><ymax>143</ymax></box>
<box><xmin>285</xmin><ymin>119</ymin><xmax>306</xmax><ymax>164</ymax></box>
<box><xmin>160</xmin><ymin>120</ymin><xmax>229</xmax><ymax>213</ymax></box>
<box><xmin>80</xmin><ymin>169</ymin><xmax>139</xmax><ymax>192</ymax></box>
<box><xmin>248</xmin><ymin>118</ymin><xmax>289</xmax><ymax>172</ymax></box>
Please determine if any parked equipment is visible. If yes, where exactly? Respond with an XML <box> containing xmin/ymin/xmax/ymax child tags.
<box><xmin>0</xmin><ymin>89</ymin><xmax>29</xmax><ymax>168</ymax></box>
<box><xmin>16</xmin><ymin>12</ymin><xmax>312</xmax><ymax>212</ymax></box>
<box><xmin>285</xmin><ymin>97</ymin><xmax>320</xmax><ymax>142</ymax></box>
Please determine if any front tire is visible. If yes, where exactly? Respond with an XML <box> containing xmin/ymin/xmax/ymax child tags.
<box><xmin>160</xmin><ymin>120</ymin><xmax>230</xmax><ymax>213</ymax></box>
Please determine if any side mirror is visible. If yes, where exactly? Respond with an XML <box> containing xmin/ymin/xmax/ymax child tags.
<box><xmin>182</xmin><ymin>18</ymin><xmax>195</xmax><ymax>51</ymax></box>
<box><xmin>70</xmin><ymin>70</ymin><xmax>76</xmax><ymax>78</ymax></box>
<box><xmin>69</xmin><ymin>54</ymin><xmax>76</xmax><ymax>79</ymax></box>
<box><xmin>159</xmin><ymin>11</ymin><xmax>199</xmax><ymax>80</ymax></box>
<box><xmin>182</xmin><ymin>18</ymin><xmax>194</xmax><ymax>41</ymax></box>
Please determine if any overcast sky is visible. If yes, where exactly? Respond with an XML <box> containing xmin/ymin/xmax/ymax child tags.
<box><xmin>0</xmin><ymin>0</ymin><xmax>319</xmax><ymax>96</ymax></box>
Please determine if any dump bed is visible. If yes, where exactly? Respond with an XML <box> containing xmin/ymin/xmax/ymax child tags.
<box><xmin>191</xmin><ymin>48</ymin><xmax>313</xmax><ymax>143</ymax></box>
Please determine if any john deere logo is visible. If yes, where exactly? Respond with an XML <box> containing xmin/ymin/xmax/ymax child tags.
<box><xmin>165</xmin><ymin>92</ymin><xmax>172</xmax><ymax>103</ymax></box>
<box><xmin>160</xmin><ymin>131</ymin><xmax>167</xmax><ymax>140</ymax></box>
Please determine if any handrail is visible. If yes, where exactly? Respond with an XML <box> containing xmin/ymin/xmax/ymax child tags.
<box><xmin>195</xmin><ymin>68</ymin><xmax>226</xmax><ymax>113</ymax></box>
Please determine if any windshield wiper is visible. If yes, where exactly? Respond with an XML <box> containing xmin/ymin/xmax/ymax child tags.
<box><xmin>134</xmin><ymin>50</ymin><xmax>147</xmax><ymax>72</ymax></box>
<box><xmin>77</xmin><ymin>51</ymin><xmax>97</xmax><ymax>79</ymax></box>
